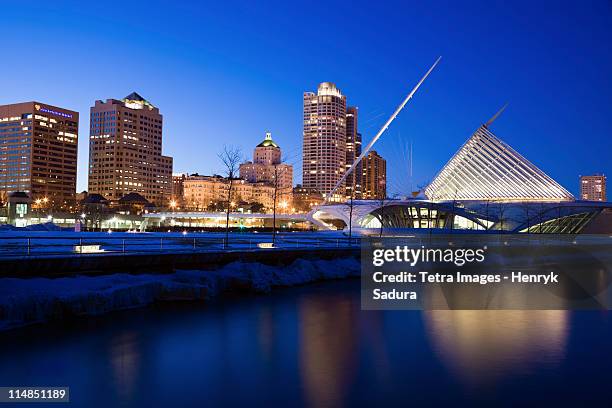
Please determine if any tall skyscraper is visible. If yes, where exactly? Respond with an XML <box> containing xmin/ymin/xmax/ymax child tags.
<box><xmin>88</xmin><ymin>93</ymin><xmax>173</xmax><ymax>206</ymax></box>
<box><xmin>580</xmin><ymin>174</ymin><xmax>606</xmax><ymax>201</ymax></box>
<box><xmin>361</xmin><ymin>150</ymin><xmax>387</xmax><ymax>200</ymax></box>
<box><xmin>303</xmin><ymin>82</ymin><xmax>347</xmax><ymax>199</ymax></box>
<box><xmin>345</xmin><ymin>106</ymin><xmax>362</xmax><ymax>198</ymax></box>
<box><xmin>239</xmin><ymin>132</ymin><xmax>293</xmax><ymax>190</ymax></box>
<box><xmin>0</xmin><ymin>102</ymin><xmax>78</xmax><ymax>208</ymax></box>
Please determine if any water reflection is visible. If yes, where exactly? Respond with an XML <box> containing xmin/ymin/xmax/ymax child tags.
<box><xmin>109</xmin><ymin>331</ymin><xmax>141</xmax><ymax>402</ymax></box>
<box><xmin>299</xmin><ymin>296</ymin><xmax>357</xmax><ymax>408</ymax></box>
<box><xmin>425</xmin><ymin>310</ymin><xmax>568</xmax><ymax>386</ymax></box>
<box><xmin>257</xmin><ymin>307</ymin><xmax>275</xmax><ymax>362</ymax></box>
<box><xmin>1</xmin><ymin>281</ymin><xmax>610</xmax><ymax>406</ymax></box>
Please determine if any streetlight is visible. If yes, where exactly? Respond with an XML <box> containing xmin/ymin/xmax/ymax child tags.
<box><xmin>279</xmin><ymin>201</ymin><xmax>288</xmax><ymax>214</ymax></box>
<box><xmin>170</xmin><ymin>200</ymin><xmax>177</xmax><ymax>212</ymax></box>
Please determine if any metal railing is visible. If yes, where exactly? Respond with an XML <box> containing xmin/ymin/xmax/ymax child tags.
<box><xmin>0</xmin><ymin>234</ymin><xmax>361</xmax><ymax>259</ymax></box>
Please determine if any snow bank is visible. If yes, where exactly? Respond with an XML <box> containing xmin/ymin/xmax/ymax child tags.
<box><xmin>0</xmin><ymin>256</ymin><xmax>360</xmax><ymax>331</ymax></box>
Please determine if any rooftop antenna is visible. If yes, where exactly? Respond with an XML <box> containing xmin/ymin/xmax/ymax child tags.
<box><xmin>484</xmin><ymin>103</ymin><xmax>508</xmax><ymax>128</ymax></box>
<box><xmin>326</xmin><ymin>56</ymin><xmax>442</xmax><ymax>201</ymax></box>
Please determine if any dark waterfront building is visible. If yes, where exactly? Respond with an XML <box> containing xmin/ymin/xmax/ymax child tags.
<box><xmin>88</xmin><ymin>92</ymin><xmax>173</xmax><ymax>206</ymax></box>
<box><xmin>0</xmin><ymin>101</ymin><xmax>78</xmax><ymax>209</ymax></box>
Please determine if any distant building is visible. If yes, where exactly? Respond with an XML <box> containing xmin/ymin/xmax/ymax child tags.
<box><xmin>581</xmin><ymin>174</ymin><xmax>607</xmax><ymax>201</ymax></box>
<box><xmin>292</xmin><ymin>184</ymin><xmax>324</xmax><ymax>213</ymax></box>
<box><xmin>303</xmin><ymin>82</ymin><xmax>347</xmax><ymax>199</ymax></box>
<box><xmin>87</xmin><ymin>92</ymin><xmax>173</xmax><ymax>206</ymax></box>
<box><xmin>345</xmin><ymin>106</ymin><xmax>362</xmax><ymax>198</ymax></box>
<box><xmin>172</xmin><ymin>173</ymin><xmax>187</xmax><ymax>206</ymax></box>
<box><xmin>361</xmin><ymin>150</ymin><xmax>386</xmax><ymax>200</ymax></box>
<box><xmin>112</xmin><ymin>192</ymin><xmax>153</xmax><ymax>215</ymax></box>
<box><xmin>239</xmin><ymin>132</ymin><xmax>293</xmax><ymax>190</ymax></box>
<box><xmin>0</xmin><ymin>101</ymin><xmax>79</xmax><ymax>208</ymax></box>
<box><xmin>183</xmin><ymin>175</ymin><xmax>279</xmax><ymax>211</ymax></box>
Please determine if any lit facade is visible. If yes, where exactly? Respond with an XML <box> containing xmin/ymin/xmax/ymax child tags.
<box><xmin>183</xmin><ymin>175</ymin><xmax>282</xmax><ymax>211</ymax></box>
<box><xmin>345</xmin><ymin>106</ymin><xmax>362</xmax><ymax>198</ymax></box>
<box><xmin>313</xmin><ymin>199</ymin><xmax>612</xmax><ymax>234</ymax></box>
<box><xmin>239</xmin><ymin>132</ymin><xmax>293</xmax><ymax>191</ymax></box>
<box><xmin>303</xmin><ymin>82</ymin><xmax>347</xmax><ymax>198</ymax></box>
<box><xmin>361</xmin><ymin>150</ymin><xmax>386</xmax><ymax>200</ymax></box>
<box><xmin>580</xmin><ymin>175</ymin><xmax>606</xmax><ymax>202</ymax></box>
<box><xmin>0</xmin><ymin>102</ymin><xmax>78</xmax><ymax>208</ymax></box>
<box><xmin>88</xmin><ymin>92</ymin><xmax>173</xmax><ymax>206</ymax></box>
<box><xmin>425</xmin><ymin>124</ymin><xmax>573</xmax><ymax>202</ymax></box>
<box><xmin>292</xmin><ymin>185</ymin><xmax>324</xmax><ymax>213</ymax></box>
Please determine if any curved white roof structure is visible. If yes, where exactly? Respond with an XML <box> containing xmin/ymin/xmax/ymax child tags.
<box><xmin>425</xmin><ymin>124</ymin><xmax>574</xmax><ymax>202</ymax></box>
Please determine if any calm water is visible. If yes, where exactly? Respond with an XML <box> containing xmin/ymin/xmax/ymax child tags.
<box><xmin>1</xmin><ymin>280</ymin><xmax>612</xmax><ymax>407</ymax></box>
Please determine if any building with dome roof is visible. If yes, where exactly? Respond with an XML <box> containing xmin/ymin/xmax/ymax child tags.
<box><xmin>239</xmin><ymin>132</ymin><xmax>293</xmax><ymax>191</ymax></box>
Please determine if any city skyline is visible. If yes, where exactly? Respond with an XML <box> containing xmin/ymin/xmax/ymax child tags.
<box><xmin>1</xmin><ymin>1</ymin><xmax>611</xmax><ymax>197</ymax></box>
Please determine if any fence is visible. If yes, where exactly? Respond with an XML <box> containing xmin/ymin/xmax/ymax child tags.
<box><xmin>0</xmin><ymin>234</ymin><xmax>361</xmax><ymax>259</ymax></box>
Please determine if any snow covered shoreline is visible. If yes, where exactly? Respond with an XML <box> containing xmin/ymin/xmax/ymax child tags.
<box><xmin>0</xmin><ymin>256</ymin><xmax>360</xmax><ymax>331</ymax></box>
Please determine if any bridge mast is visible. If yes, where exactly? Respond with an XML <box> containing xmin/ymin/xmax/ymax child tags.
<box><xmin>326</xmin><ymin>56</ymin><xmax>442</xmax><ymax>201</ymax></box>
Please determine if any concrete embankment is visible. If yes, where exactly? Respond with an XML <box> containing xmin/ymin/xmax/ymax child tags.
<box><xmin>0</xmin><ymin>247</ymin><xmax>360</xmax><ymax>278</ymax></box>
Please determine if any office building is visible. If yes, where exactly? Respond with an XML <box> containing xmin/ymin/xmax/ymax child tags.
<box><xmin>581</xmin><ymin>174</ymin><xmax>606</xmax><ymax>201</ymax></box>
<box><xmin>361</xmin><ymin>150</ymin><xmax>386</xmax><ymax>200</ymax></box>
<box><xmin>345</xmin><ymin>106</ymin><xmax>362</xmax><ymax>198</ymax></box>
<box><xmin>239</xmin><ymin>132</ymin><xmax>293</xmax><ymax>190</ymax></box>
<box><xmin>0</xmin><ymin>101</ymin><xmax>78</xmax><ymax>208</ymax></box>
<box><xmin>88</xmin><ymin>92</ymin><xmax>173</xmax><ymax>206</ymax></box>
<box><xmin>303</xmin><ymin>82</ymin><xmax>347</xmax><ymax>199</ymax></box>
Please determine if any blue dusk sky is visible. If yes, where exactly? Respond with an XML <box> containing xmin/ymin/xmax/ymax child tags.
<box><xmin>1</xmin><ymin>0</ymin><xmax>610</xmax><ymax>196</ymax></box>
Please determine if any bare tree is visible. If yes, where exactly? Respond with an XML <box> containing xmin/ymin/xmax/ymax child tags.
<box><xmin>378</xmin><ymin>195</ymin><xmax>387</xmax><ymax>238</ymax></box>
<box><xmin>339</xmin><ymin>164</ymin><xmax>361</xmax><ymax>244</ymax></box>
<box><xmin>450</xmin><ymin>188</ymin><xmax>459</xmax><ymax>232</ymax></box>
<box><xmin>538</xmin><ymin>202</ymin><xmax>546</xmax><ymax>234</ymax></box>
<box><xmin>495</xmin><ymin>201</ymin><xmax>509</xmax><ymax>239</ymax></box>
<box><xmin>377</xmin><ymin>193</ymin><xmax>398</xmax><ymax>238</ymax></box>
<box><xmin>218</xmin><ymin>145</ymin><xmax>242</xmax><ymax>248</ymax></box>
<box><xmin>520</xmin><ymin>202</ymin><xmax>531</xmax><ymax>233</ymax></box>
<box><xmin>271</xmin><ymin>158</ymin><xmax>291</xmax><ymax>246</ymax></box>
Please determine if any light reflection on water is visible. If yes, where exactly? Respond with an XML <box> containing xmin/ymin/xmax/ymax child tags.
<box><xmin>0</xmin><ymin>280</ymin><xmax>610</xmax><ymax>406</ymax></box>
<box><xmin>299</xmin><ymin>296</ymin><xmax>357</xmax><ymax>408</ymax></box>
<box><xmin>110</xmin><ymin>331</ymin><xmax>141</xmax><ymax>402</ymax></box>
<box><xmin>424</xmin><ymin>310</ymin><xmax>568</xmax><ymax>387</ymax></box>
